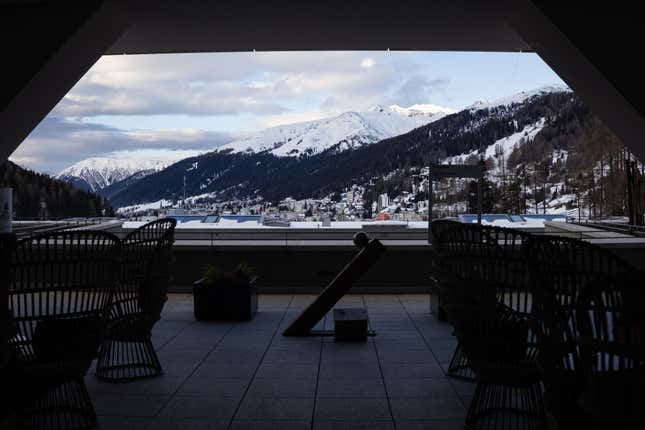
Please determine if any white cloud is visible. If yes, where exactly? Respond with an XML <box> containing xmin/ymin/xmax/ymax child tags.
<box><xmin>19</xmin><ymin>51</ymin><xmax>464</xmax><ymax>172</ymax></box>
<box><xmin>10</xmin><ymin>118</ymin><xmax>235</xmax><ymax>174</ymax></box>
<box><xmin>51</xmin><ymin>52</ymin><xmax>430</xmax><ymax>118</ymax></box>
<box><xmin>360</xmin><ymin>58</ymin><xmax>375</xmax><ymax>69</ymax></box>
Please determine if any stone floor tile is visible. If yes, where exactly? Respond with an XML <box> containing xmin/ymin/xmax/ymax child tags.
<box><xmin>95</xmin><ymin>416</ymin><xmax>153</xmax><ymax>429</ymax></box>
<box><xmin>263</xmin><ymin>348</ymin><xmax>321</xmax><ymax>363</ymax></box>
<box><xmin>158</xmin><ymin>396</ymin><xmax>239</xmax><ymax>419</ymax></box>
<box><xmin>321</xmin><ymin>348</ymin><xmax>379</xmax><ymax>363</ymax></box>
<box><xmin>229</xmin><ymin>421</ymin><xmax>310</xmax><ymax>430</ymax></box>
<box><xmin>313</xmin><ymin>398</ymin><xmax>392</xmax><ymax>421</ymax></box>
<box><xmin>374</xmin><ymin>339</ymin><xmax>430</xmax><ymax>350</ymax></box>
<box><xmin>313</xmin><ymin>421</ymin><xmax>395</xmax><ymax>430</ymax></box>
<box><xmin>381</xmin><ymin>362</ymin><xmax>445</xmax><ymax>379</ymax></box>
<box><xmin>319</xmin><ymin>362</ymin><xmax>382</xmax><ymax>379</ymax></box>
<box><xmin>255</xmin><ymin>362</ymin><xmax>318</xmax><ymax>379</ymax></box>
<box><xmin>204</xmin><ymin>348</ymin><xmax>265</xmax><ymax>364</ymax></box>
<box><xmin>316</xmin><ymin>378</ymin><xmax>386</xmax><ymax>398</ymax></box>
<box><xmin>246</xmin><ymin>377</ymin><xmax>317</xmax><ymax>398</ymax></box>
<box><xmin>157</xmin><ymin>348</ymin><xmax>211</xmax><ymax>363</ymax></box>
<box><xmin>92</xmin><ymin>394</ymin><xmax>169</xmax><ymax>417</ymax></box>
<box><xmin>389</xmin><ymin>398</ymin><xmax>466</xmax><ymax>421</ymax></box>
<box><xmin>235</xmin><ymin>397</ymin><xmax>314</xmax><ymax>421</ymax></box>
<box><xmin>89</xmin><ymin>294</ymin><xmax>476</xmax><ymax>428</ymax></box>
<box><xmin>385</xmin><ymin>378</ymin><xmax>458</xmax><ymax>398</ymax></box>
<box><xmin>377</xmin><ymin>349</ymin><xmax>436</xmax><ymax>363</ymax></box>
<box><xmin>395</xmin><ymin>420</ymin><xmax>465</xmax><ymax>430</ymax></box>
<box><xmin>154</xmin><ymin>360</ymin><xmax>202</xmax><ymax>378</ymax></box>
<box><xmin>86</xmin><ymin>375</ymin><xmax>185</xmax><ymax>396</ymax></box>
<box><xmin>145</xmin><ymin>417</ymin><xmax>229</xmax><ymax>429</ymax></box>
<box><xmin>191</xmin><ymin>363</ymin><xmax>257</xmax><ymax>379</ymax></box>
<box><xmin>178</xmin><ymin>377</ymin><xmax>251</xmax><ymax>397</ymax></box>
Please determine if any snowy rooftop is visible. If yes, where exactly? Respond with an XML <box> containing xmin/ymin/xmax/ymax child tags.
<box><xmin>458</xmin><ymin>213</ymin><xmax>567</xmax><ymax>229</ymax></box>
<box><xmin>120</xmin><ymin>215</ymin><xmax>567</xmax><ymax>233</ymax></box>
<box><xmin>121</xmin><ymin>219</ymin><xmax>429</xmax><ymax>230</ymax></box>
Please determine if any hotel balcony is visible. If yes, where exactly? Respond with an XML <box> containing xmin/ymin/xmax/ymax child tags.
<box><xmin>3</xmin><ymin>2</ymin><xmax>645</xmax><ymax>429</ymax></box>
<box><xmin>4</xmin><ymin>218</ymin><xmax>645</xmax><ymax>429</ymax></box>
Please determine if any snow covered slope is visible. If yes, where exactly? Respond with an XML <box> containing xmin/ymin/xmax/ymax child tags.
<box><xmin>56</xmin><ymin>157</ymin><xmax>183</xmax><ymax>192</ymax></box>
<box><xmin>109</xmin><ymin>85</ymin><xmax>577</xmax><ymax>208</ymax></box>
<box><xmin>217</xmin><ymin>104</ymin><xmax>456</xmax><ymax>157</ymax></box>
<box><xmin>468</xmin><ymin>84</ymin><xmax>571</xmax><ymax>111</ymax></box>
<box><xmin>443</xmin><ymin>118</ymin><xmax>547</xmax><ymax>178</ymax></box>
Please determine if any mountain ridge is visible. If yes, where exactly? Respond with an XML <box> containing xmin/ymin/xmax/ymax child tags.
<box><xmin>215</xmin><ymin>103</ymin><xmax>455</xmax><ymax>157</ymax></box>
<box><xmin>109</xmin><ymin>87</ymin><xmax>577</xmax><ymax>208</ymax></box>
<box><xmin>56</xmin><ymin>156</ymin><xmax>186</xmax><ymax>193</ymax></box>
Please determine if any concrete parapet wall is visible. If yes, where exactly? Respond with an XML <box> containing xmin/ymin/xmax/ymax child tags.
<box><xmin>169</xmin><ymin>244</ymin><xmax>433</xmax><ymax>294</ymax></box>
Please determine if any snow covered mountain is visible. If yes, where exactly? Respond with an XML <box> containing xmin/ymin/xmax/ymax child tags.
<box><xmin>56</xmin><ymin>157</ymin><xmax>183</xmax><ymax>193</ymax></box>
<box><xmin>110</xmin><ymin>86</ymin><xmax>579</xmax><ymax>208</ymax></box>
<box><xmin>443</xmin><ymin>118</ymin><xmax>547</xmax><ymax>177</ymax></box>
<box><xmin>217</xmin><ymin>104</ymin><xmax>456</xmax><ymax>157</ymax></box>
<box><xmin>467</xmin><ymin>84</ymin><xmax>571</xmax><ymax>111</ymax></box>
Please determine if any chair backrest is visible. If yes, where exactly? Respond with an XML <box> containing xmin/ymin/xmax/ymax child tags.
<box><xmin>436</xmin><ymin>221</ymin><xmax>532</xmax><ymax>315</ymax></box>
<box><xmin>121</xmin><ymin>217</ymin><xmax>177</xmax><ymax>280</ymax></box>
<box><xmin>576</xmin><ymin>270</ymin><xmax>644</xmax><ymax>372</ymax></box>
<box><xmin>430</xmin><ymin>219</ymin><xmax>461</xmax><ymax>250</ymax></box>
<box><xmin>431</xmin><ymin>220</ymin><xmax>483</xmax><ymax>306</ymax></box>
<box><xmin>522</xmin><ymin>235</ymin><xmax>635</xmax><ymax>374</ymax></box>
<box><xmin>571</xmin><ymin>247</ymin><xmax>643</xmax><ymax>426</ymax></box>
<box><xmin>8</xmin><ymin>231</ymin><xmax>120</xmax><ymax>365</ymax></box>
<box><xmin>114</xmin><ymin>218</ymin><xmax>177</xmax><ymax>325</ymax></box>
<box><xmin>436</xmin><ymin>222</ymin><xmax>536</xmax><ymax>373</ymax></box>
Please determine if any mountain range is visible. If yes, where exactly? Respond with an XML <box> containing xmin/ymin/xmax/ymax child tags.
<box><xmin>57</xmin><ymin>85</ymin><xmax>594</xmax><ymax>212</ymax></box>
<box><xmin>217</xmin><ymin>103</ymin><xmax>455</xmax><ymax>157</ymax></box>
<box><xmin>55</xmin><ymin>103</ymin><xmax>456</xmax><ymax>197</ymax></box>
<box><xmin>55</xmin><ymin>156</ymin><xmax>185</xmax><ymax>194</ymax></box>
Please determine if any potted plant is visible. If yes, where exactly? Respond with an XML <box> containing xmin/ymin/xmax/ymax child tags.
<box><xmin>193</xmin><ymin>262</ymin><xmax>258</xmax><ymax>321</ymax></box>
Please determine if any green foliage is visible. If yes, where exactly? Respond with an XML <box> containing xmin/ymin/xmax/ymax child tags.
<box><xmin>202</xmin><ymin>262</ymin><xmax>257</xmax><ymax>284</ymax></box>
<box><xmin>235</xmin><ymin>262</ymin><xmax>257</xmax><ymax>280</ymax></box>
<box><xmin>203</xmin><ymin>264</ymin><xmax>224</xmax><ymax>284</ymax></box>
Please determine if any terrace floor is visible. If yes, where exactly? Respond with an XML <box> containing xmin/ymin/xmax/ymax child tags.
<box><xmin>87</xmin><ymin>294</ymin><xmax>472</xmax><ymax>429</ymax></box>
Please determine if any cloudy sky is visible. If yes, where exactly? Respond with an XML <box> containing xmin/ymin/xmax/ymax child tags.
<box><xmin>10</xmin><ymin>51</ymin><xmax>564</xmax><ymax>174</ymax></box>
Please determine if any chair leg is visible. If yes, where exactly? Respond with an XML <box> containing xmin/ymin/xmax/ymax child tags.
<box><xmin>19</xmin><ymin>377</ymin><xmax>96</xmax><ymax>430</ymax></box>
<box><xmin>96</xmin><ymin>336</ymin><xmax>162</xmax><ymax>382</ymax></box>
<box><xmin>465</xmin><ymin>380</ymin><xmax>545</xmax><ymax>430</ymax></box>
<box><xmin>447</xmin><ymin>343</ymin><xmax>476</xmax><ymax>381</ymax></box>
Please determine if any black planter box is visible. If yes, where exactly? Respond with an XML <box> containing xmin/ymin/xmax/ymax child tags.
<box><xmin>193</xmin><ymin>277</ymin><xmax>258</xmax><ymax>321</ymax></box>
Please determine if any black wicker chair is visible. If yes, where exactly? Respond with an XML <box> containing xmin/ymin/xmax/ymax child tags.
<box><xmin>8</xmin><ymin>231</ymin><xmax>120</xmax><ymax>429</ymax></box>
<box><xmin>522</xmin><ymin>234</ymin><xmax>637</xmax><ymax>429</ymax></box>
<box><xmin>431</xmin><ymin>219</ymin><xmax>476</xmax><ymax>380</ymax></box>
<box><xmin>437</xmin><ymin>221</ymin><xmax>544</xmax><ymax>430</ymax></box>
<box><xmin>96</xmin><ymin>218</ymin><xmax>176</xmax><ymax>381</ymax></box>
<box><xmin>575</xmin><ymin>270</ymin><xmax>645</xmax><ymax>430</ymax></box>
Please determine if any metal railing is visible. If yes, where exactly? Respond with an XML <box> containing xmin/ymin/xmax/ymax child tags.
<box><xmin>10</xmin><ymin>218</ymin><xmax>119</xmax><ymax>239</ymax></box>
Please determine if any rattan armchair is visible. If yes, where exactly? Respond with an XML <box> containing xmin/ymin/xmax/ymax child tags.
<box><xmin>522</xmin><ymin>234</ymin><xmax>637</xmax><ymax>429</ymax></box>
<box><xmin>431</xmin><ymin>219</ymin><xmax>476</xmax><ymax>380</ymax></box>
<box><xmin>96</xmin><ymin>218</ymin><xmax>176</xmax><ymax>381</ymax></box>
<box><xmin>8</xmin><ymin>231</ymin><xmax>120</xmax><ymax>429</ymax></box>
<box><xmin>576</xmin><ymin>265</ymin><xmax>644</xmax><ymax>429</ymax></box>
<box><xmin>437</xmin><ymin>221</ymin><xmax>544</xmax><ymax>430</ymax></box>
